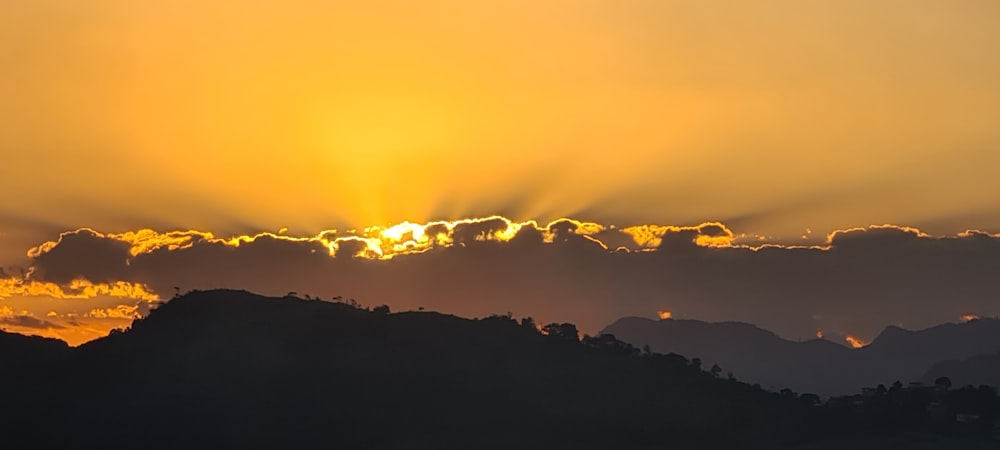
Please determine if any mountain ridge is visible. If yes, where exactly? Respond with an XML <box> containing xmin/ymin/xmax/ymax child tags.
<box><xmin>2</xmin><ymin>290</ymin><xmax>998</xmax><ymax>448</ymax></box>
<box><xmin>0</xmin><ymin>290</ymin><xmax>803</xmax><ymax>449</ymax></box>
<box><xmin>602</xmin><ymin>316</ymin><xmax>1000</xmax><ymax>395</ymax></box>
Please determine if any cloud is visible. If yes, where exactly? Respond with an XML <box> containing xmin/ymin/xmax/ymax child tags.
<box><xmin>0</xmin><ymin>305</ymin><xmax>64</xmax><ymax>330</ymax></box>
<box><xmin>4</xmin><ymin>217</ymin><xmax>1000</xmax><ymax>344</ymax></box>
<box><xmin>0</xmin><ymin>277</ymin><xmax>158</xmax><ymax>301</ymax></box>
<box><xmin>28</xmin><ymin>229</ymin><xmax>133</xmax><ymax>285</ymax></box>
<box><xmin>85</xmin><ymin>304</ymin><xmax>144</xmax><ymax>320</ymax></box>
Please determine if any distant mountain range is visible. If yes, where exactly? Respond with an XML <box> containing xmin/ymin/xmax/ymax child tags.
<box><xmin>602</xmin><ymin>317</ymin><xmax>1000</xmax><ymax>395</ymax></box>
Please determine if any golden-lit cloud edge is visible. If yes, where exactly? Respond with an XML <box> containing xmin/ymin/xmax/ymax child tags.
<box><xmin>4</xmin><ymin>215</ymin><xmax>738</xmax><ymax>303</ymax></box>
<box><xmin>2</xmin><ymin>215</ymin><xmax>998</xmax><ymax>346</ymax></box>
<box><xmin>5</xmin><ymin>216</ymin><xmax>998</xmax><ymax>306</ymax></box>
<box><xmin>15</xmin><ymin>216</ymin><xmax>745</xmax><ymax>273</ymax></box>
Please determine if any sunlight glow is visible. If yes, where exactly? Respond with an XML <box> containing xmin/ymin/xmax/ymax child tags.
<box><xmin>0</xmin><ymin>277</ymin><xmax>158</xmax><ymax>302</ymax></box>
<box><xmin>845</xmin><ymin>335</ymin><xmax>867</xmax><ymax>349</ymax></box>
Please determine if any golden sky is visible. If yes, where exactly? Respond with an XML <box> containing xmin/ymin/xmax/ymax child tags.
<box><xmin>4</xmin><ymin>1</ymin><xmax>1000</xmax><ymax>239</ymax></box>
<box><xmin>2</xmin><ymin>1</ymin><xmax>1000</xmax><ymax>345</ymax></box>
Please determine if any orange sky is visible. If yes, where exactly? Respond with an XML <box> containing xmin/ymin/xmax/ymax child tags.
<box><xmin>2</xmin><ymin>1</ymin><xmax>1000</xmax><ymax>344</ymax></box>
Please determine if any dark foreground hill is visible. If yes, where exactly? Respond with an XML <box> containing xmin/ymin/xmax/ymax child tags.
<box><xmin>602</xmin><ymin>317</ymin><xmax>1000</xmax><ymax>395</ymax></box>
<box><xmin>2</xmin><ymin>290</ymin><xmax>998</xmax><ymax>449</ymax></box>
<box><xmin>0</xmin><ymin>290</ymin><xmax>800</xmax><ymax>449</ymax></box>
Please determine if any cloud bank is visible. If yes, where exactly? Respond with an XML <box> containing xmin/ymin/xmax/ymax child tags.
<box><xmin>2</xmin><ymin>217</ymin><xmax>999</xmax><ymax>344</ymax></box>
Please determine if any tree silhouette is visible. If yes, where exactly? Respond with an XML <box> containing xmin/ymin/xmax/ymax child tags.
<box><xmin>582</xmin><ymin>334</ymin><xmax>639</xmax><ymax>355</ymax></box>
<box><xmin>542</xmin><ymin>322</ymin><xmax>579</xmax><ymax>342</ymax></box>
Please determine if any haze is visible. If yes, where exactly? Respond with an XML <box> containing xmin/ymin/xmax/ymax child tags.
<box><xmin>4</xmin><ymin>1</ymin><xmax>1000</xmax><ymax>239</ymax></box>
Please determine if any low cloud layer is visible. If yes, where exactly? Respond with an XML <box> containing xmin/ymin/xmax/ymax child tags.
<box><xmin>2</xmin><ymin>217</ymin><xmax>999</xmax><ymax>344</ymax></box>
<box><xmin>0</xmin><ymin>305</ymin><xmax>63</xmax><ymax>330</ymax></box>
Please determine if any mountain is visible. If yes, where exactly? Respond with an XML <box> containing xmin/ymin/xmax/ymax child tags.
<box><xmin>601</xmin><ymin>317</ymin><xmax>1000</xmax><ymax>395</ymax></box>
<box><xmin>923</xmin><ymin>351</ymin><xmax>1000</xmax><ymax>388</ymax></box>
<box><xmin>0</xmin><ymin>329</ymin><xmax>69</xmax><ymax>379</ymax></box>
<box><xmin>0</xmin><ymin>289</ymin><xmax>813</xmax><ymax>450</ymax></box>
<box><xmin>2</xmin><ymin>289</ymin><xmax>996</xmax><ymax>448</ymax></box>
<box><xmin>601</xmin><ymin>317</ymin><xmax>854</xmax><ymax>394</ymax></box>
<box><xmin>0</xmin><ymin>327</ymin><xmax>68</xmax><ymax>357</ymax></box>
<box><xmin>0</xmin><ymin>329</ymin><xmax>72</xmax><ymax>428</ymax></box>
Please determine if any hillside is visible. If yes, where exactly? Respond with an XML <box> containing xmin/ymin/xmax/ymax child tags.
<box><xmin>1</xmin><ymin>290</ymin><xmax>810</xmax><ymax>449</ymax></box>
<box><xmin>2</xmin><ymin>290</ymin><xmax>997</xmax><ymax>449</ymax></box>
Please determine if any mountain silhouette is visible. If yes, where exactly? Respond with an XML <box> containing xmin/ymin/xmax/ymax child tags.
<box><xmin>0</xmin><ymin>327</ymin><xmax>68</xmax><ymax>356</ymax></box>
<box><xmin>602</xmin><ymin>317</ymin><xmax>1000</xmax><ymax>395</ymax></box>
<box><xmin>923</xmin><ymin>351</ymin><xmax>1000</xmax><ymax>389</ymax></box>
<box><xmin>2</xmin><ymin>289</ymin><xmax>998</xmax><ymax>449</ymax></box>
<box><xmin>0</xmin><ymin>290</ymin><xmax>811</xmax><ymax>449</ymax></box>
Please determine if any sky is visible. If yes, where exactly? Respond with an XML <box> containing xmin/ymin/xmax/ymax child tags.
<box><xmin>2</xmin><ymin>0</ymin><xmax>1000</xmax><ymax>345</ymax></box>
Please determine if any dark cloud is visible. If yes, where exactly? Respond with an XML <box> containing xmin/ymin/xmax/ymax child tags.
<box><xmin>590</xmin><ymin>228</ymin><xmax>636</xmax><ymax>251</ymax></box>
<box><xmin>657</xmin><ymin>230</ymin><xmax>702</xmax><ymax>251</ymax></box>
<box><xmin>697</xmin><ymin>223</ymin><xmax>730</xmax><ymax>237</ymax></box>
<box><xmin>13</xmin><ymin>222</ymin><xmax>1000</xmax><ymax>342</ymax></box>
<box><xmin>30</xmin><ymin>229</ymin><xmax>132</xmax><ymax>285</ymax></box>
<box><xmin>334</xmin><ymin>238</ymin><xmax>371</xmax><ymax>258</ymax></box>
<box><xmin>450</xmin><ymin>217</ymin><xmax>510</xmax><ymax>245</ymax></box>
<box><xmin>507</xmin><ymin>224</ymin><xmax>545</xmax><ymax>247</ymax></box>
<box><xmin>547</xmin><ymin>219</ymin><xmax>579</xmax><ymax>235</ymax></box>
<box><xmin>0</xmin><ymin>315</ymin><xmax>65</xmax><ymax>330</ymax></box>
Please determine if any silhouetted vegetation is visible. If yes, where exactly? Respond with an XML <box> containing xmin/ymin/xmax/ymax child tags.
<box><xmin>804</xmin><ymin>380</ymin><xmax>1000</xmax><ymax>447</ymax></box>
<box><xmin>1</xmin><ymin>290</ymin><xmax>998</xmax><ymax>449</ymax></box>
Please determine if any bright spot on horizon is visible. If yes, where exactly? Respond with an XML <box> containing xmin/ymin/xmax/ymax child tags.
<box><xmin>658</xmin><ymin>311</ymin><xmax>673</xmax><ymax>320</ymax></box>
<box><xmin>845</xmin><ymin>335</ymin><xmax>867</xmax><ymax>349</ymax></box>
